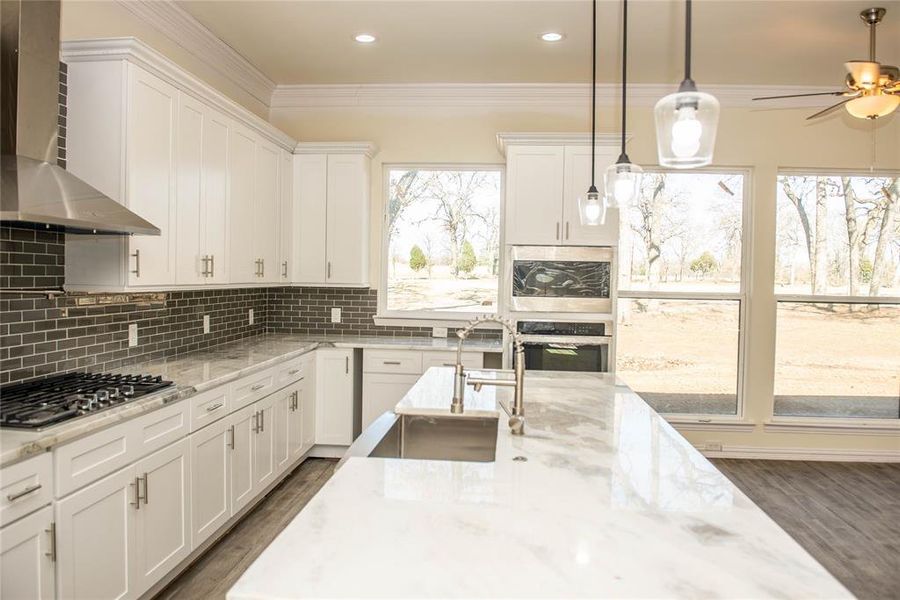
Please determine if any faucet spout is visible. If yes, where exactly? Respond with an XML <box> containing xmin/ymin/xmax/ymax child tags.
<box><xmin>451</xmin><ymin>316</ymin><xmax>526</xmax><ymax>435</ymax></box>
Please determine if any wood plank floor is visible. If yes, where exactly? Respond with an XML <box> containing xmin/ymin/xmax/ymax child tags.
<box><xmin>154</xmin><ymin>458</ymin><xmax>337</xmax><ymax>600</ymax></box>
<box><xmin>713</xmin><ymin>459</ymin><xmax>900</xmax><ymax>600</ymax></box>
<box><xmin>155</xmin><ymin>458</ymin><xmax>899</xmax><ymax>599</ymax></box>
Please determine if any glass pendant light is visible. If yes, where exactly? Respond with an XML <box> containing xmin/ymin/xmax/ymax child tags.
<box><xmin>605</xmin><ymin>0</ymin><xmax>642</xmax><ymax>208</ymax></box>
<box><xmin>654</xmin><ymin>0</ymin><xmax>719</xmax><ymax>169</ymax></box>
<box><xmin>578</xmin><ymin>0</ymin><xmax>606</xmax><ymax>226</ymax></box>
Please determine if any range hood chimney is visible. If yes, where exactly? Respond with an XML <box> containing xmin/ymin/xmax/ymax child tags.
<box><xmin>0</xmin><ymin>0</ymin><xmax>160</xmax><ymax>235</ymax></box>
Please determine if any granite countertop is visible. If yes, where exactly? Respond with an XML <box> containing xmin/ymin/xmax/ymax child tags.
<box><xmin>228</xmin><ymin>368</ymin><xmax>851</xmax><ymax>599</ymax></box>
<box><xmin>0</xmin><ymin>334</ymin><xmax>503</xmax><ymax>467</ymax></box>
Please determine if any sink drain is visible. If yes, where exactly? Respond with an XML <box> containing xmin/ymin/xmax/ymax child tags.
<box><xmin>512</xmin><ymin>456</ymin><xmax>528</xmax><ymax>462</ymax></box>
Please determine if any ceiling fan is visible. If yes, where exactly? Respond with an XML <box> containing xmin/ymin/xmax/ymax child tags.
<box><xmin>753</xmin><ymin>7</ymin><xmax>899</xmax><ymax>120</ymax></box>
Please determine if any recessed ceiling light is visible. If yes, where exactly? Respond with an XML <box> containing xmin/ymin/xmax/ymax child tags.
<box><xmin>541</xmin><ymin>32</ymin><xmax>564</xmax><ymax>42</ymax></box>
<box><xmin>355</xmin><ymin>33</ymin><xmax>376</xmax><ymax>44</ymax></box>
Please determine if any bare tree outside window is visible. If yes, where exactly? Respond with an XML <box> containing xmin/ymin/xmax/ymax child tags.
<box><xmin>385</xmin><ymin>168</ymin><xmax>501</xmax><ymax>314</ymax></box>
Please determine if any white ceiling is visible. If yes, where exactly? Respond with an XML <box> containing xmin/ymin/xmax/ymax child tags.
<box><xmin>176</xmin><ymin>0</ymin><xmax>900</xmax><ymax>87</ymax></box>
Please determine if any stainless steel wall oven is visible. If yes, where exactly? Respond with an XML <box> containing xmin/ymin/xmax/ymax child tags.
<box><xmin>517</xmin><ymin>320</ymin><xmax>611</xmax><ymax>373</ymax></box>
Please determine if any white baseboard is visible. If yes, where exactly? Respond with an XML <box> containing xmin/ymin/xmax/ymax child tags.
<box><xmin>308</xmin><ymin>444</ymin><xmax>348</xmax><ymax>459</ymax></box>
<box><xmin>697</xmin><ymin>444</ymin><xmax>900</xmax><ymax>463</ymax></box>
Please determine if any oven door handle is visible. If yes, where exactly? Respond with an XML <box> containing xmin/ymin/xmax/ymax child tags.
<box><xmin>520</xmin><ymin>335</ymin><xmax>612</xmax><ymax>345</ymax></box>
<box><xmin>547</xmin><ymin>343</ymin><xmax>578</xmax><ymax>350</ymax></box>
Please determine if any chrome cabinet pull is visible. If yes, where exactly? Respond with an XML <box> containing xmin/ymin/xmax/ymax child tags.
<box><xmin>131</xmin><ymin>248</ymin><xmax>141</xmax><ymax>278</ymax></box>
<box><xmin>130</xmin><ymin>476</ymin><xmax>141</xmax><ymax>509</ymax></box>
<box><xmin>260</xmin><ymin>258</ymin><xmax>265</xmax><ymax>277</ymax></box>
<box><xmin>555</xmin><ymin>222</ymin><xmax>560</xmax><ymax>240</ymax></box>
<box><xmin>565</xmin><ymin>221</ymin><xmax>570</xmax><ymax>239</ymax></box>
<box><xmin>345</xmin><ymin>356</ymin><xmax>349</xmax><ymax>374</ymax></box>
<box><xmin>210</xmin><ymin>254</ymin><xmax>215</xmax><ymax>278</ymax></box>
<box><xmin>260</xmin><ymin>410</ymin><xmax>265</xmax><ymax>432</ymax></box>
<box><xmin>252</xmin><ymin>411</ymin><xmax>259</xmax><ymax>433</ymax></box>
<box><xmin>6</xmin><ymin>483</ymin><xmax>42</xmax><ymax>502</ymax></box>
<box><xmin>201</xmin><ymin>255</ymin><xmax>211</xmax><ymax>277</ymax></box>
<box><xmin>327</xmin><ymin>261</ymin><xmax>331</xmax><ymax>279</ymax></box>
<box><xmin>282</xmin><ymin>261</ymin><xmax>288</xmax><ymax>278</ymax></box>
<box><xmin>228</xmin><ymin>425</ymin><xmax>235</xmax><ymax>450</ymax></box>
<box><xmin>442</xmin><ymin>363</ymin><xmax>455</xmax><ymax>367</ymax></box>
<box><xmin>251</xmin><ymin>383</ymin><xmax>266</xmax><ymax>391</ymax></box>
<box><xmin>382</xmin><ymin>360</ymin><xmax>401</xmax><ymax>365</ymax></box>
<box><xmin>44</xmin><ymin>522</ymin><xmax>56</xmax><ymax>562</ymax></box>
<box><xmin>206</xmin><ymin>402</ymin><xmax>224</xmax><ymax>412</ymax></box>
<box><xmin>288</xmin><ymin>369</ymin><xmax>301</xmax><ymax>375</ymax></box>
<box><xmin>141</xmin><ymin>472</ymin><xmax>149</xmax><ymax>505</ymax></box>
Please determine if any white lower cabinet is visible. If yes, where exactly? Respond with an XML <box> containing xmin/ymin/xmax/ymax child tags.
<box><xmin>315</xmin><ymin>349</ymin><xmax>355</xmax><ymax>445</ymax></box>
<box><xmin>133</xmin><ymin>438</ymin><xmax>191</xmax><ymax>596</ymax></box>
<box><xmin>362</xmin><ymin>373</ymin><xmax>420</xmax><ymax>431</ymax></box>
<box><xmin>252</xmin><ymin>395</ymin><xmax>277</xmax><ymax>493</ymax></box>
<box><xmin>0</xmin><ymin>506</ymin><xmax>56</xmax><ymax>600</ymax></box>
<box><xmin>190</xmin><ymin>417</ymin><xmax>231</xmax><ymax>550</ymax></box>
<box><xmin>55</xmin><ymin>465</ymin><xmax>136</xmax><ymax>600</ymax></box>
<box><xmin>229</xmin><ymin>405</ymin><xmax>256</xmax><ymax>515</ymax></box>
<box><xmin>300</xmin><ymin>376</ymin><xmax>316</xmax><ymax>456</ymax></box>
<box><xmin>275</xmin><ymin>382</ymin><xmax>303</xmax><ymax>475</ymax></box>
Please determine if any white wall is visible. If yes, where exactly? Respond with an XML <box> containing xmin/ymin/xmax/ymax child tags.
<box><xmin>271</xmin><ymin>101</ymin><xmax>900</xmax><ymax>458</ymax></box>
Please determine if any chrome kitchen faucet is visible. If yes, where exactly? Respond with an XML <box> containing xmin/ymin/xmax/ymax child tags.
<box><xmin>452</xmin><ymin>316</ymin><xmax>526</xmax><ymax>435</ymax></box>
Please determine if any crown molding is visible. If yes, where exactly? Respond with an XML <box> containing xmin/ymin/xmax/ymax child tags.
<box><xmin>61</xmin><ymin>38</ymin><xmax>296</xmax><ymax>152</ymax></box>
<box><xmin>114</xmin><ymin>0</ymin><xmax>275</xmax><ymax>107</ymax></box>
<box><xmin>270</xmin><ymin>83</ymin><xmax>840</xmax><ymax>111</ymax></box>
<box><xmin>294</xmin><ymin>142</ymin><xmax>378</xmax><ymax>157</ymax></box>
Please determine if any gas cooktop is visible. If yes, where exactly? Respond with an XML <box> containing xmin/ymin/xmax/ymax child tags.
<box><xmin>0</xmin><ymin>372</ymin><xmax>174</xmax><ymax>430</ymax></box>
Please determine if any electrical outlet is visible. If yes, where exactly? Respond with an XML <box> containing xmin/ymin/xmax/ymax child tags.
<box><xmin>705</xmin><ymin>441</ymin><xmax>723</xmax><ymax>452</ymax></box>
<box><xmin>432</xmin><ymin>326</ymin><xmax>448</xmax><ymax>338</ymax></box>
<box><xmin>331</xmin><ymin>307</ymin><xmax>341</xmax><ymax>323</ymax></box>
<box><xmin>203</xmin><ymin>315</ymin><xmax>210</xmax><ymax>334</ymax></box>
<box><xmin>128</xmin><ymin>323</ymin><xmax>138</xmax><ymax>347</ymax></box>
<box><xmin>248</xmin><ymin>309</ymin><xmax>254</xmax><ymax>325</ymax></box>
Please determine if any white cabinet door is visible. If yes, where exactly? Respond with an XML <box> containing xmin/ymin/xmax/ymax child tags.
<box><xmin>0</xmin><ymin>506</ymin><xmax>55</xmax><ymax>600</ymax></box>
<box><xmin>562</xmin><ymin>145</ymin><xmax>620</xmax><ymax>246</ymax></box>
<box><xmin>273</xmin><ymin>387</ymin><xmax>291</xmax><ymax>475</ymax></box>
<box><xmin>505</xmin><ymin>145</ymin><xmax>565</xmax><ymax>246</ymax></box>
<box><xmin>126</xmin><ymin>65</ymin><xmax>177</xmax><ymax>286</ymax></box>
<box><xmin>254</xmin><ymin>141</ymin><xmax>280</xmax><ymax>283</ymax></box>
<box><xmin>315</xmin><ymin>349</ymin><xmax>355</xmax><ymax>445</ymax></box>
<box><xmin>56</xmin><ymin>466</ymin><xmax>137</xmax><ymax>600</ymax></box>
<box><xmin>202</xmin><ymin>110</ymin><xmax>231</xmax><ymax>284</ymax></box>
<box><xmin>278</xmin><ymin>149</ymin><xmax>294</xmax><ymax>282</ymax></box>
<box><xmin>286</xmin><ymin>384</ymin><xmax>304</xmax><ymax>463</ymax></box>
<box><xmin>175</xmin><ymin>93</ymin><xmax>204</xmax><ymax>285</ymax></box>
<box><xmin>325</xmin><ymin>154</ymin><xmax>369</xmax><ymax>285</ymax></box>
<box><xmin>294</xmin><ymin>154</ymin><xmax>327</xmax><ymax>283</ymax></box>
<box><xmin>133</xmin><ymin>439</ymin><xmax>191</xmax><ymax>596</ymax></box>
<box><xmin>229</xmin><ymin>405</ymin><xmax>256</xmax><ymax>514</ymax></box>
<box><xmin>229</xmin><ymin>126</ymin><xmax>257</xmax><ymax>284</ymax></box>
<box><xmin>300</xmin><ymin>376</ymin><xmax>316</xmax><ymax>455</ymax></box>
<box><xmin>190</xmin><ymin>417</ymin><xmax>231</xmax><ymax>550</ymax></box>
<box><xmin>252</xmin><ymin>395</ymin><xmax>277</xmax><ymax>493</ymax></box>
<box><xmin>362</xmin><ymin>373</ymin><xmax>419</xmax><ymax>431</ymax></box>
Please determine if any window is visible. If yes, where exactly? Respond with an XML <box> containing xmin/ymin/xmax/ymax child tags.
<box><xmin>382</xmin><ymin>167</ymin><xmax>502</xmax><ymax>317</ymax></box>
<box><xmin>616</xmin><ymin>171</ymin><xmax>748</xmax><ymax>416</ymax></box>
<box><xmin>774</xmin><ymin>173</ymin><xmax>899</xmax><ymax>419</ymax></box>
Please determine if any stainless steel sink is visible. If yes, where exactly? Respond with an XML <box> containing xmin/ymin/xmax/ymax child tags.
<box><xmin>339</xmin><ymin>412</ymin><xmax>498</xmax><ymax>467</ymax></box>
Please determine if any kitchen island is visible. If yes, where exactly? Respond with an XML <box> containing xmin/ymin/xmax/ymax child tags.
<box><xmin>228</xmin><ymin>368</ymin><xmax>850</xmax><ymax>599</ymax></box>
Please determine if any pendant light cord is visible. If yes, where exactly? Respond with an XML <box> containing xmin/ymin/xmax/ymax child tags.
<box><xmin>619</xmin><ymin>0</ymin><xmax>628</xmax><ymax>158</ymax></box>
<box><xmin>684</xmin><ymin>0</ymin><xmax>692</xmax><ymax>81</ymax></box>
<box><xmin>590</xmin><ymin>0</ymin><xmax>597</xmax><ymax>188</ymax></box>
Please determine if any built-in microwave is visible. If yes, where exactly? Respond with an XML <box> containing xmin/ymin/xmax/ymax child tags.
<box><xmin>509</xmin><ymin>246</ymin><xmax>614</xmax><ymax>313</ymax></box>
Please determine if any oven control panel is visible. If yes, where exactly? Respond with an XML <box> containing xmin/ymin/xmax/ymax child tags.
<box><xmin>516</xmin><ymin>321</ymin><xmax>606</xmax><ymax>337</ymax></box>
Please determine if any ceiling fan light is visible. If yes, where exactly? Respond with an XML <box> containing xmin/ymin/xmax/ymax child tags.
<box><xmin>605</xmin><ymin>160</ymin><xmax>643</xmax><ymax>208</ymax></box>
<box><xmin>846</xmin><ymin>92</ymin><xmax>900</xmax><ymax>118</ymax></box>
<box><xmin>654</xmin><ymin>88</ymin><xmax>720</xmax><ymax>169</ymax></box>
<box><xmin>845</xmin><ymin>61</ymin><xmax>882</xmax><ymax>87</ymax></box>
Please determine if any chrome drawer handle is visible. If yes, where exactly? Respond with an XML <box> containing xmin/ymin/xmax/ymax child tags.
<box><xmin>206</xmin><ymin>402</ymin><xmax>224</xmax><ymax>412</ymax></box>
<box><xmin>251</xmin><ymin>383</ymin><xmax>266</xmax><ymax>391</ymax></box>
<box><xmin>382</xmin><ymin>361</ymin><xmax>401</xmax><ymax>365</ymax></box>
<box><xmin>288</xmin><ymin>369</ymin><xmax>301</xmax><ymax>375</ymax></box>
<box><xmin>7</xmin><ymin>483</ymin><xmax>42</xmax><ymax>502</ymax></box>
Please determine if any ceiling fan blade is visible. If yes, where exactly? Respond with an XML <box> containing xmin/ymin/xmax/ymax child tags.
<box><xmin>806</xmin><ymin>98</ymin><xmax>853</xmax><ymax>120</ymax></box>
<box><xmin>845</xmin><ymin>61</ymin><xmax>881</xmax><ymax>86</ymax></box>
<box><xmin>752</xmin><ymin>91</ymin><xmax>847</xmax><ymax>101</ymax></box>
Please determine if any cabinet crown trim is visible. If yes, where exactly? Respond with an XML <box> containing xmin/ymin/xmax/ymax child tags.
<box><xmin>293</xmin><ymin>142</ymin><xmax>378</xmax><ymax>158</ymax></box>
<box><xmin>497</xmin><ymin>132</ymin><xmax>626</xmax><ymax>156</ymax></box>
<box><xmin>61</xmin><ymin>37</ymin><xmax>296</xmax><ymax>152</ymax></box>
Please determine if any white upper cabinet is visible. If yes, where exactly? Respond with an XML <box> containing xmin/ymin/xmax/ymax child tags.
<box><xmin>501</xmin><ymin>136</ymin><xmax>620</xmax><ymax>247</ymax></box>
<box><xmin>278</xmin><ymin>150</ymin><xmax>294</xmax><ymax>282</ymax></box>
<box><xmin>292</xmin><ymin>144</ymin><xmax>374</xmax><ymax>287</ymax></box>
<box><xmin>62</xmin><ymin>39</ymin><xmax>295</xmax><ymax>291</ymax></box>
<box><xmin>562</xmin><ymin>145</ymin><xmax>620</xmax><ymax>246</ymax></box>
<box><xmin>504</xmin><ymin>145</ymin><xmax>565</xmax><ymax>246</ymax></box>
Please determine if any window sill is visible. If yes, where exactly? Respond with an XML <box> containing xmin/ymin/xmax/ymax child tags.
<box><xmin>764</xmin><ymin>418</ymin><xmax>900</xmax><ymax>436</ymax></box>
<box><xmin>666</xmin><ymin>418</ymin><xmax>756</xmax><ymax>433</ymax></box>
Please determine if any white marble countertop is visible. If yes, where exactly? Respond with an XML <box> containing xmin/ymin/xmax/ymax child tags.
<box><xmin>0</xmin><ymin>334</ymin><xmax>502</xmax><ymax>467</ymax></box>
<box><xmin>228</xmin><ymin>368</ymin><xmax>850</xmax><ymax>599</ymax></box>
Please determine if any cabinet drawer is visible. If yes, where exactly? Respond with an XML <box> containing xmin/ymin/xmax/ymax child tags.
<box><xmin>363</xmin><ymin>350</ymin><xmax>422</xmax><ymax>375</ymax></box>
<box><xmin>230</xmin><ymin>368</ymin><xmax>276</xmax><ymax>411</ymax></box>
<box><xmin>134</xmin><ymin>400</ymin><xmax>190</xmax><ymax>458</ymax></box>
<box><xmin>189</xmin><ymin>386</ymin><xmax>230</xmax><ymax>432</ymax></box>
<box><xmin>55</xmin><ymin>421</ymin><xmax>134</xmax><ymax>498</ymax></box>
<box><xmin>1</xmin><ymin>453</ymin><xmax>53</xmax><ymax>527</ymax></box>
<box><xmin>275</xmin><ymin>356</ymin><xmax>309</xmax><ymax>388</ymax></box>
<box><xmin>422</xmin><ymin>351</ymin><xmax>483</xmax><ymax>371</ymax></box>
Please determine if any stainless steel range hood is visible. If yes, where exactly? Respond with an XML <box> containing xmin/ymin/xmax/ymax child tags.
<box><xmin>0</xmin><ymin>0</ymin><xmax>159</xmax><ymax>235</ymax></box>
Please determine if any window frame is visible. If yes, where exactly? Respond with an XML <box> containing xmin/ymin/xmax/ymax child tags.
<box><xmin>616</xmin><ymin>166</ymin><xmax>754</xmax><ymax>424</ymax></box>
<box><xmin>770</xmin><ymin>168</ymin><xmax>900</xmax><ymax>428</ymax></box>
<box><xmin>377</xmin><ymin>162</ymin><xmax>507</xmax><ymax>323</ymax></box>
